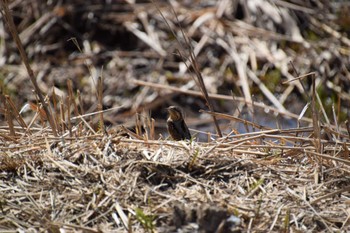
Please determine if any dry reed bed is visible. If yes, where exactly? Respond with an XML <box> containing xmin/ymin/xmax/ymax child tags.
<box><xmin>0</xmin><ymin>125</ymin><xmax>349</xmax><ymax>232</ymax></box>
<box><xmin>1</xmin><ymin>1</ymin><xmax>350</xmax><ymax>119</ymax></box>
<box><xmin>1</xmin><ymin>0</ymin><xmax>350</xmax><ymax>232</ymax></box>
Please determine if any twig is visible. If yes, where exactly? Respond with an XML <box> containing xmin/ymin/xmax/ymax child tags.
<box><xmin>153</xmin><ymin>1</ymin><xmax>222</xmax><ymax>137</ymax></box>
<box><xmin>0</xmin><ymin>0</ymin><xmax>58</xmax><ymax>136</ymax></box>
<box><xmin>133</xmin><ymin>79</ymin><xmax>314</xmax><ymax>123</ymax></box>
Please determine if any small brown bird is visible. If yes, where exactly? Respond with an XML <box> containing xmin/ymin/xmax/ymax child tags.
<box><xmin>166</xmin><ymin>106</ymin><xmax>191</xmax><ymax>141</ymax></box>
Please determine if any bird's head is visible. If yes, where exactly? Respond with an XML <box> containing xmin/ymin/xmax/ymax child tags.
<box><xmin>167</xmin><ymin>106</ymin><xmax>184</xmax><ymax>121</ymax></box>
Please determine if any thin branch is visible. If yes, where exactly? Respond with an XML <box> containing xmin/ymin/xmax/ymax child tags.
<box><xmin>0</xmin><ymin>0</ymin><xmax>58</xmax><ymax>136</ymax></box>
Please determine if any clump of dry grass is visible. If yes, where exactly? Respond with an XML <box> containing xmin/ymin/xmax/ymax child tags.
<box><xmin>1</xmin><ymin>0</ymin><xmax>350</xmax><ymax>232</ymax></box>
<box><xmin>0</xmin><ymin>121</ymin><xmax>349</xmax><ymax>232</ymax></box>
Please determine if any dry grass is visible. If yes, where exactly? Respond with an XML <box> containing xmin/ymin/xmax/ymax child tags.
<box><xmin>0</xmin><ymin>125</ymin><xmax>349</xmax><ymax>232</ymax></box>
<box><xmin>1</xmin><ymin>0</ymin><xmax>350</xmax><ymax>232</ymax></box>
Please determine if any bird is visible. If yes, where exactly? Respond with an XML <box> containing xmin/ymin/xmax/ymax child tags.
<box><xmin>166</xmin><ymin>106</ymin><xmax>191</xmax><ymax>141</ymax></box>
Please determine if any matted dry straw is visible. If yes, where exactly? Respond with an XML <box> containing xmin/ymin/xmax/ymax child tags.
<box><xmin>0</xmin><ymin>122</ymin><xmax>349</xmax><ymax>232</ymax></box>
<box><xmin>1</xmin><ymin>0</ymin><xmax>350</xmax><ymax>232</ymax></box>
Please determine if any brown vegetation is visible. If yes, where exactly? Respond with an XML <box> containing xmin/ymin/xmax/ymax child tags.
<box><xmin>0</xmin><ymin>0</ymin><xmax>350</xmax><ymax>232</ymax></box>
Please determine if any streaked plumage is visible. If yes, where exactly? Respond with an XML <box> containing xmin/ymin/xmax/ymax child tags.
<box><xmin>166</xmin><ymin>106</ymin><xmax>191</xmax><ymax>141</ymax></box>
